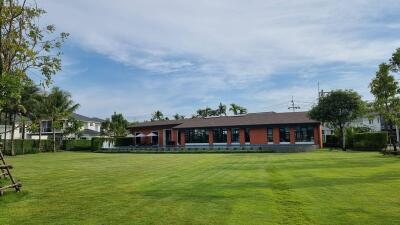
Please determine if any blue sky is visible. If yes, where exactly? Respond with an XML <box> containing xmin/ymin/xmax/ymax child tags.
<box><xmin>36</xmin><ymin>0</ymin><xmax>400</xmax><ymax>121</ymax></box>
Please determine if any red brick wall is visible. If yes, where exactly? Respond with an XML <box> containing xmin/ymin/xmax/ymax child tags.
<box><xmin>273</xmin><ymin>127</ymin><xmax>280</xmax><ymax>144</ymax></box>
<box><xmin>227</xmin><ymin>128</ymin><xmax>232</xmax><ymax>145</ymax></box>
<box><xmin>290</xmin><ymin>127</ymin><xmax>295</xmax><ymax>144</ymax></box>
<box><xmin>239</xmin><ymin>128</ymin><xmax>245</xmax><ymax>145</ymax></box>
<box><xmin>314</xmin><ymin>125</ymin><xmax>323</xmax><ymax>148</ymax></box>
<box><xmin>250</xmin><ymin>128</ymin><xmax>267</xmax><ymax>144</ymax></box>
<box><xmin>180</xmin><ymin>130</ymin><xmax>185</xmax><ymax>146</ymax></box>
<box><xmin>208</xmin><ymin>129</ymin><xmax>213</xmax><ymax>145</ymax></box>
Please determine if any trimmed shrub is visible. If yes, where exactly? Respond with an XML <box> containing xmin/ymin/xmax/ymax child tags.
<box><xmin>65</xmin><ymin>140</ymin><xmax>92</xmax><ymax>151</ymax></box>
<box><xmin>1</xmin><ymin>139</ymin><xmax>59</xmax><ymax>155</ymax></box>
<box><xmin>353</xmin><ymin>132</ymin><xmax>388</xmax><ymax>151</ymax></box>
<box><xmin>114</xmin><ymin>137</ymin><xmax>134</xmax><ymax>147</ymax></box>
<box><xmin>91</xmin><ymin>137</ymin><xmax>114</xmax><ymax>151</ymax></box>
<box><xmin>325</xmin><ymin>135</ymin><xmax>340</xmax><ymax>147</ymax></box>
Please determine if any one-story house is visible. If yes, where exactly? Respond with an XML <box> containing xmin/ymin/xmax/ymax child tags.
<box><xmin>129</xmin><ymin>111</ymin><xmax>323</xmax><ymax>149</ymax></box>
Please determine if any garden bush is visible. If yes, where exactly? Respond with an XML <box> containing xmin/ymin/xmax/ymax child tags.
<box><xmin>325</xmin><ymin>135</ymin><xmax>340</xmax><ymax>147</ymax></box>
<box><xmin>114</xmin><ymin>137</ymin><xmax>134</xmax><ymax>147</ymax></box>
<box><xmin>91</xmin><ymin>137</ymin><xmax>114</xmax><ymax>151</ymax></box>
<box><xmin>65</xmin><ymin>140</ymin><xmax>92</xmax><ymax>151</ymax></box>
<box><xmin>353</xmin><ymin>132</ymin><xmax>388</xmax><ymax>151</ymax></box>
<box><xmin>2</xmin><ymin>139</ymin><xmax>59</xmax><ymax>155</ymax></box>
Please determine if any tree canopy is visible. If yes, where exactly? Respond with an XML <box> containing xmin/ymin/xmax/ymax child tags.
<box><xmin>309</xmin><ymin>89</ymin><xmax>365</xmax><ymax>150</ymax></box>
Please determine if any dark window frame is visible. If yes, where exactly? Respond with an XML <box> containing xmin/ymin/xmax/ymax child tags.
<box><xmin>213</xmin><ymin>128</ymin><xmax>227</xmax><ymax>143</ymax></box>
<box><xmin>295</xmin><ymin>126</ymin><xmax>314</xmax><ymax>142</ymax></box>
<box><xmin>267</xmin><ymin>128</ymin><xmax>274</xmax><ymax>143</ymax></box>
<box><xmin>279</xmin><ymin>127</ymin><xmax>290</xmax><ymax>143</ymax></box>
<box><xmin>185</xmin><ymin>129</ymin><xmax>209</xmax><ymax>143</ymax></box>
<box><xmin>231</xmin><ymin>128</ymin><xmax>240</xmax><ymax>143</ymax></box>
<box><xmin>245</xmin><ymin>128</ymin><xmax>250</xmax><ymax>143</ymax></box>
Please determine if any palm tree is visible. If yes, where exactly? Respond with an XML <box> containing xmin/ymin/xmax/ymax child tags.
<box><xmin>173</xmin><ymin>113</ymin><xmax>185</xmax><ymax>120</ymax></box>
<box><xmin>44</xmin><ymin>87</ymin><xmax>79</xmax><ymax>152</ymax></box>
<box><xmin>29</xmin><ymin>91</ymin><xmax>47</xmax><ymax>152</ymax></box>
<box><xmin>217</xmin><ymin>102</ymin><xmax>227</xmax><ymax>116</ymax></box>
<box><xmin>229</xmin><ymin>103</ymin><xmax>240</xmax><ymax>115</ymax></box>
<box><xmin>151</xmin><ymin>110</ymin><xmax>164</xmax><ymax>121</ymax></box>
<box><xmin>20</xmin><ymin>83</ymin><xmax>41</xmax><ymax>153</ymax></box>
<box><xmin>238</xmin><ymin>107</ymin><xmax>247</xmax><ymax>114</ymax></box>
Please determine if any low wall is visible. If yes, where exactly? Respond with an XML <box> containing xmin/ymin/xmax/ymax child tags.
<box><xmin>100</xmin><ymin>144</ymin><xmax>318</xmax><ymax>153</ymax></box>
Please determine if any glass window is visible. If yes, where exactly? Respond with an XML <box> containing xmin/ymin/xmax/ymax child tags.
<box><xmin>245</xmin><ymin>128</ymin><xmax>250</xmax><ymax>143</ymax></box>
<box><xmin>135</xmin><ymin>132</ymin><xmax>141</xmax><ymax>145</ymax></box>
<box><xmin>279</xmin><ymin>127</ymin><xmax>290</xmax><ymax>142</ymax></box>
<box><xmin>185</xmin><ymin>129</ymin><xmax>209</xmax><ymax>143</ymax></box>
<box><xmin>267</xmin><ymin>128</ymin><xmax>273</xmax><ymax>143</ymax></box>
<box><xmin>295</xmin><ymin>126</ymin><xmax>314</xmax><ymax>142</ymax></box>
<box><xmin>231</xmin><ymin>128</ymin><xmax>240</xmax><ymax>143</ymax></box>
<box><xmin>213</xmin><ymin>128</ymin><xmax>227</xmax><ymax>143</ymax></box>
<box><xmin>151</xmin><ymin>131</ymin><xmax>158</xmax><ymax>145</ymax></box>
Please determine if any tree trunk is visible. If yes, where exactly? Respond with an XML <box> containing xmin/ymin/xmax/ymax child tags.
<box><xmin>38</xmin><ymin>121</ymin><xmax>42</xmax><ymax>152</ymax></box>
<box><xmin>52</xmin><ymin>119</ymin><xmax>56</xmax><ymax>152</ymax></box>
<box><xmin>3</xmin><ymin>111</ymin><xmax>7</xmax><ymax>154</ymax></box>
<box><xmin>341</xmin><ymin>126</ymin><xmax>346</xmax><ymax>151</ymax></box>
<box><xmin>10</xmin><ymin>113</ymin><xmax>16</xmax><ymax>156</ymax></box>
<box><xmin>21</xmin><ymin>121</ymin><xmax>25</xmax><ymax>154</ymax></box>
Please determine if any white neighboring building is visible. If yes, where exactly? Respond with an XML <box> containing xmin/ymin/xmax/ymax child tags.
<box><xmin>0</xmin><ymin>124</ymin><xmax>25</xmax><ymax>140</ymax></box>
<box><xmin>27</xmin><ymin>113</ymin><xmax>105</xmax><ymax>140</ymax></box>
<box><xmin>322</xmin><ymin>113</ymin><xmax>382</xmax><ymax>142</ymax></box>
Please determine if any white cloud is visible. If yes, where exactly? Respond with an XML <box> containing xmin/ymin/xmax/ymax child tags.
<box><xmin>36</xmin><ymin>0</ymin><xmax>400</xmax><ymax>119</ymax></box>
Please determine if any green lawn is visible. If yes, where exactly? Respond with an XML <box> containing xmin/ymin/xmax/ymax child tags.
<box><xmin>0</xmin><ymin>150</ymin><xmax>399</xmax><ymax>225</ymax></box>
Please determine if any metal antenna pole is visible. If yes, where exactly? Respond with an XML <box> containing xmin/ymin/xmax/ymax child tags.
<box><xmin>288</xmin><ymin>96</ymin><xmax>300</xmax><ymax>112</ymax></box>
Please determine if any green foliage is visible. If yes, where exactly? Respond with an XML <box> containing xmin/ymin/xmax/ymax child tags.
<box><xmin>370</xmin><ymin>63</ymin><xmax>400</xmax><ymax>127</ymax></box>
<box><xmin>64</xmin><ymin>140</ymin><xmax>92</xmax><ymax>151</ymax></box>
<box><xmin>64</xmin><ymin>116</ymin><xmax>84</xmax><ymax>138</ymax></box>
<box><xmin>217</xmin><ymin>102</ymin><xmax>227</xmax><ymax>116</ymax></box>
<box><xmin>325</xmin><ymin>135</ymin><xmax>340</xmax><ymax>148</ymax></box>
<box><xmin>91</xmin><ymin>137</ymin><xmax>114</xmax><ymax>151</ymax></box>
<box><xmin>0</xmin><ymin>0</ymin><xmax>69</xmax><ymax>85</ymax></box>
<box><xmin>229</xmin><ymin>103</ymin><xmax>247</xmax><ymax>115</ymax></box>
<box><xmin>102</xmin><ymin>112</ymin><xmax>128</xmax><ymax>137</ymax></box>
<box><xmin>43</xmin><ymin>87</ymin><xmax>79</xmax><ymax>152</ymax></box>
<box><xmin>2</xmin><ymin>139</ymin><xmax>59</xmax><ymax>155</ymax></box>
<box><xmin>114</xmin><ymin>137</ymin><xmax>134</xmax><ymax>147</ymax></box>
<box><xmin>151</xmin><ymin>110</ymin><xmax>164</xmax><ymax>121</ymax></box>
<box><xmin>353</xmin><ymin>132</ymin><xmax>388</xmax><ymax>151</ymax></box>
<box><xmin>173</xmin><ymin>113</ymin><xmax>185</xmax><ymax>120</ymax></box>
<box><xmin>2</xmin><ymin>151</ymin><xmax>400</xmax><ymax>224</ymax></box>
<box><xmin>309</xmin><ymin>90</ymin><xmax>365</xmax><ymax>150</ymax></box>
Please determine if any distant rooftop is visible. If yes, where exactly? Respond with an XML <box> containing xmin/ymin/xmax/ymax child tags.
<box><xmin>129</xmin><ymin>111</ymin><xmax>319</xmax><ymax>129</ymax></box>
<box><xmin>72</xmin><ymin>113</ymin><xmax>105</xmax><ymax>123</ymax></box>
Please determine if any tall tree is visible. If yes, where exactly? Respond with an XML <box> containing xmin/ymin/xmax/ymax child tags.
<box><xmin>370</xmin><ymin>62</ymin><xmax>400</xmax><ymax>151</ymax></box>
<box><xmin>0</xmin><ymin>0</ymin><xmax>69</xmax><ymax>85</ymax></box>
<box><xmin>100</xmin><ymin>118</ymin><xmax>112</xmax><ymax>137</ymax></box>
<box><xmin>0</xmin><ymin>73</ymin><xmax>22</xmax><ymax>154</ymax></box>
<box><xmin>151</xmin><ymin>110</ymin><xmax>164</xmax><ymax>121</ymax></box>
<box><xmin>173</xmin><ymin>113</ymin><xmax>185</xmax><ymax>120</ymax></box>
<box><xmin>109</xmin><ymin>112</ymin><xmax>128</xmax><ymax>137</ymax></box>
<box><xmin>229</xmin><ymin>104</ymin><xmax>239</xmax><ymax>115</ymax></box>
<box><xmin>44</xmin><ymin>87</ymin><xmax>79</xmax><ymax>152</ymax></box>
<box><xmin>217</xmin><ymin>102</ymin><xmax>227</xmax><ymax>116</ymax></box>
<box><xmin>309</xmin><ymin>90</ymin><xmax>365</xmax><ymax>150</ymax></box>
<box><xmin>64</xmin><ymin>116</ymin><xmax>84</xmax><ymax>139</ymax></box>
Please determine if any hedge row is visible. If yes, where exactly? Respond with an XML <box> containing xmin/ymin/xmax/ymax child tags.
<box><xmin>65</xmin><ymin>140</ymin><xmax>92</xmax><ymax>151</ymax></box>
<box><xmin>64</xmin><ymin>137</ymin><xmax>115</xmax><ymax>152</ymax></box>
<box><xmin>1</xmin><ymin>139</ymin><xmax>61</xmax><ymax>155</ymax></box>
<box><xmin>353</xmin><ymin>132</ymin><xmax>388</xmax><ymax>151</ymax></box>
<box><xmin>325</xmin><ymin>132</ymin><xmax>388</xmax><ymax>151</ymax></box>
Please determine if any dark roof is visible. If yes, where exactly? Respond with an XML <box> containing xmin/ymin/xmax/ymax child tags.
<box><xmin>128</xmin><ymin>119</ymin><xmax>186</xmax><ymax>128</ymax></box>
<box><xmin>81</xmin><ymin>129</ymin><xmax>101</xmax><ymax>136</ymax></box>
<box><xmin>72</xmin><ymin>113</ymin><xmax>105</xmax><ymax>123</ymax></box>
<box><xmin>130</xmin><ymin>111</ymin><xmax>319</xmax><ymax>129</ymax></box>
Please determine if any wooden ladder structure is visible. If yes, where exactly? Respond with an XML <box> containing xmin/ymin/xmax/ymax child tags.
<box><xmin>0</xmin><ymin>148</ymin><xmax>22</xmax><ymax>196</ymax></box>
